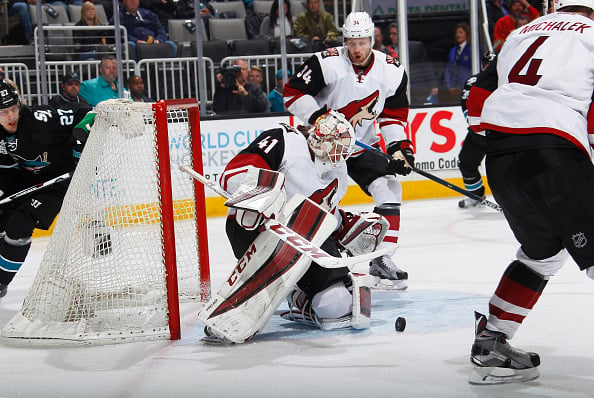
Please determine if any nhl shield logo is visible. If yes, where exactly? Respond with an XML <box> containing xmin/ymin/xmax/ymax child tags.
<box><xmin>572</xmin><ymin>232</ymin><xmax>587</xmax><ymax>249</ymax></box>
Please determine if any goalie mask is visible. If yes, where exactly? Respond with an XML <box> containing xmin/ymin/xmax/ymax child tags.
<box><xmin>308</xmin><ymin>110</ymin><xmax>355</xmax><ymax>167</ymax></box>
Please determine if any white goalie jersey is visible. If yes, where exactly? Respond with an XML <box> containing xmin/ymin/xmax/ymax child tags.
<box><xmin>220</xmin><ymin>123</ymin><xmax>349</xmax><ymax>223</ymax></box>
<box><xmin>283</xmin><ymin>47</ymin><xmax>409</xmax><ymax>149</ymax></box>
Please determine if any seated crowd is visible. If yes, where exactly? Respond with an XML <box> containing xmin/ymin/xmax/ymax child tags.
<box><xmin>1</xmin><ymin>0</ymin><xmax>552</xmax><ymax>110</ymax></box>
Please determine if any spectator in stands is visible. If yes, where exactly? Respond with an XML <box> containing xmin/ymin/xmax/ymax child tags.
<box><xmin>268</xmin><ymin>69</ymin><xmax>289</xmax><ymax>112</ymax></box>
<box><xmin>373</xmin><ymin>27</ymin><xmax>397</xmax><ymax>58</ymax></box>
<box><xmin>387</xmin><ymin>22</ymin><xmax>439</xmax><ymax>105</ymax></box>
<box><xmin>127</xmin><ymin>75</ymin><xmax>154</xmax><ymax>102</ymax></box>
<box><xmin>49</xmin><ymin>71</ymin><xmax>90</xmax><ymax>107</ymax></box>
<box><xmin>294</xmin><ymin>0</ymin><xmax>339</xmax><ymax>52</ymax></box>
<box><xmin>493</xmin><ymin>0</ymin><xmax>538</xmax><ymax>51</ymax></box>
<box><xmin>8</xmin><ymin>0</ymin><xmax>34</xmax><ymax>44</ymax></box>
<box><xmin>213</xmin><ymin>59</ymin><xmax>269</xmax><ymax>114</ymax></box>
<box><xmin>79</xmin><ymin>55</ymin><xmax>127</xmax><ymax>106</ymax></box>
<box><xmin>443</xmin><ymin>22</ymin><xmax>473</xmax><ymax>101</ymax></box>
<box><xmin>74</xmin><ymin>1</ymin><xmax>110</xmax><ymax>61</ymax></box>
<box><xmin>486</xmin><ymin>0</ymin><xmax>508</xmax><ymax>41</ymax></box>
<box><xmin>112</xmin><ymin>0</ymin><xmax>177</xmax><ymax>60</ymax></box>
<box><xmin>259</xmin><ymin>0</ymin><xmax>293</xmax><ymax>39</ymax></box>
<box><xmin>248</xmin><ymin>65</ymin><xmax>264</xmax><ymax>89</ymax></box>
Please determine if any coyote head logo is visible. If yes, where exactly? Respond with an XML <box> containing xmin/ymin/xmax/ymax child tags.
<box><xmin>337</xmin><ymin>90</ymin><xmax>379</xmax><ymax>128</ymax></box>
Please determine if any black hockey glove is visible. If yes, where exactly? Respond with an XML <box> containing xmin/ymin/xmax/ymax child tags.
<box><xmin>386</xmin><ymin>140</ymin><xmax>415</xmax><ymax>176</ymax></box>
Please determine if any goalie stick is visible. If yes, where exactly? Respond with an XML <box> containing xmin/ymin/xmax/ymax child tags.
<box><xmin>354</xmin><ymin>141</ymin><xmax>502</xmax><ymax>212</ymax></box>
<box><xmin>0</xmin><ymin>172</ymin><xmax>73</xmax><ymax>206</ymax></box>
<box><xmin>180</xmin><ymin>165</ymin><xmax>393</xmax><ymax>268</ymax></box>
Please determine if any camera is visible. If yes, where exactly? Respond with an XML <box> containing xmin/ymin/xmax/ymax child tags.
<box><xmin>184</xmin><ymin>20</ymin><xmax>196</xmax><ymax>33</ymax></box>
<box><xmin>44</xmin><ymin>5</ymin><xmax>59</xmax><ymax>19</ymax></box>
<box><xmin>219</xmin><ymin>65</ymin><xmax>242</xmax><ymax>89</ymax></box>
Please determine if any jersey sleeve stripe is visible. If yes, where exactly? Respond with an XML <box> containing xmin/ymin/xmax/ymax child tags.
<box><xmin>283</xmin><ymin>85</ymin><xmax>305</xmax><ymax>108</ymax></box>
<box><xmin>378</xmin><ymin>107</ymin><xmax>408</xmax><ymax>122</ymax></box>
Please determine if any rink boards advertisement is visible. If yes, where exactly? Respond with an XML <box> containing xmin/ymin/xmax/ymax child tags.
<box><xmin>198</xmin><ymin>105</ymin><xmax>469</xmax><ymax>197</ymax></box>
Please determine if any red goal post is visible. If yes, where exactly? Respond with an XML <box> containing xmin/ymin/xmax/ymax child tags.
<box><xmin>1</xmin><ymin>99</ymin><xmax>211</xmax><ymax>345</ymax></box>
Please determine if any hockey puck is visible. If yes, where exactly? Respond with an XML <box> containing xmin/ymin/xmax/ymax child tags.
<box><xmin>395</xmin><ymin>316</ymin><xmax>406</xmax><ymax>332</ymax></box>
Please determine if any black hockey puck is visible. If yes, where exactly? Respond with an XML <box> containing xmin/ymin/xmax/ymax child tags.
<box><xmin>395</xmin><ymin>316</ymin><xmax>406</xmax><ymax>332</ymax></box>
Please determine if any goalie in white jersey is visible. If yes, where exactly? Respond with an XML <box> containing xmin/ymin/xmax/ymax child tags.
<box><xmin>284</xmin><ymin>11</ymin><xmax>411</xmax><ymax>290</ymax></box>
<box><xmin>465</xmin><ymin>0</ymin><xmax>594</xmax><ymax>384</ymax></box>
<box><xmin>203</xmin><ymin>111</ymin><xmax>390</xmax><ymax>342</ymax></box>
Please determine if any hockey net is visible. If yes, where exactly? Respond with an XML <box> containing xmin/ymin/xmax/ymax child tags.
<box><xmin>1</xmin><ymin>99</ymin><xmax>210</xmax><ymax>345</ymax></box>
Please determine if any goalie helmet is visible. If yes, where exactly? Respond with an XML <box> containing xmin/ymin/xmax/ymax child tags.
<box><xmin>554</xmin><ymin>0</ymin><xmax>594</xmax><ymax>9</ymax></box>
<box><xmin>308</xmin><ymin>110</ymin><xmax>355</xmax><ymax>166</ymax></box>
<box><xmin>343</xmin><ymin>12</ymin><xmax>375</xmax><ymax>46</ymax></box>
<box><xmin>0</xmin><ymin>79</ymin><xmax>20</xmax><ymax>109</ymax></box>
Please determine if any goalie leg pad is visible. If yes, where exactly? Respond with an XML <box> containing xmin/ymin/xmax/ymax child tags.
<box><xmin>198</xmin><ymin>195</ymin><xmax>338</xmax><ymax>343</ymax></box>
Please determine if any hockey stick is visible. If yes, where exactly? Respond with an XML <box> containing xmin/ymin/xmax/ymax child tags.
<box><xmin>0</xmin><ymin>172</ymin><xmax>73</xmax><ymax>206</ymax></box>
<box><xmin>354</xmin><ymin>141</ymin><xmax>502</xmax><ymax>212</ymax></box>
<box><xmin>180</xmin><ymin>165</ymin><xmax>393</xmax><ymax>268</ymax></box>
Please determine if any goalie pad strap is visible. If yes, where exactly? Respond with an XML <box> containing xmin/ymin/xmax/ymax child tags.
<box><xmin>350</xmin><ymin>273</ymin><xmax>371</xmax><ymax>329</ymax></box>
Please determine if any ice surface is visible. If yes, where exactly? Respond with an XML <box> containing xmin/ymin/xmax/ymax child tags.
<box><xmin>0</xmin><ymin>197</ymin><xmax>592</xmax><ymax>398</ymax></box>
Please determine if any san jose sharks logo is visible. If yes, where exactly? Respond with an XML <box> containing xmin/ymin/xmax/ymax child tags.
<box><xmin>337</xmin><ymin>90</ymin><xmax>379</xmax><ymax>128</ymax></box>
<box><xmin>13</xmin><ymin>152</ymin><xmax>51</xmax><ymax>173</ymax></box>
<box><xmin>3</xmin><ymin>137</ymin><xmax>51</xmax><ymax>172</ymax></box>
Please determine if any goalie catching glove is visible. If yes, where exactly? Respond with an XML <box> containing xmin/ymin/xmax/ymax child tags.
<box><xmin>334</xmin><ymin>210</ymin><xmax>389</xmax><ymax>256</ymax></box>
<box><xmin>225</xmin><ymin>167</ymin><xmax>287</xmax><ymax>230</ymax></box>
<box><xmin>386</xmin><ymin>140</ymin><xmax>415</xmax><ymax>176</ymax></box>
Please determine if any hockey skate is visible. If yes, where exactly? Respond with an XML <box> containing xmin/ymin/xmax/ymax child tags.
<box><xmin>201</xmin><ymin>326</ymin><xmax>237</xmax><ymax>345</ymax></box>
<box><xmin>458</xmin><ymin>196</ymin><xmax>485</xmax><ymax>209</ymax></box>
<box><xmin>469</xmin><ymin>312</ymin><xmax>540</xmax><ymax>385</ymax></box>
<box><xmin>0</xmin><ymin>283</ymin><xmax>7</xmax><ymax>298</ymax></box>
<box><xmin>280</xmin><ymin>288</ymin><xmax>323</xmax><ymax>328</ymax></box>
<box><xmin>368</xmin><ymin>254</ymin><xmax>408</xmax><ymax>290</ymax></box>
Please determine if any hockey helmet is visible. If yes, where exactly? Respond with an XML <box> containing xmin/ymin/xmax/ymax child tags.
<box><xmin>554</xmin><ymin>0</ymin><xmax>594</xmax><ymax>10</ymax></box>
<box><xmin>308</xmin><ymin>110</ymin><xmax>355</xmax><ymax>166</ymax></box>
<box><xmin>343</xmin><ymin>12</ymin><xmax>375</xmax><ymax>46</ymax></box>
<box><xmin>0</xmin><ymin>79</ymin><xmax>20</xmax><ymax>110</ymax></box>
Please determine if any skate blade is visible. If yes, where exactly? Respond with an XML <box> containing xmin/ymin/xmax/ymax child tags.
<box><xmin>369</xmin><ymin>275</ymin><xmax>408</xmax><ymax>291</ymax></box>
<box><xmin>280</xmin><ymin>311</ymin><xmax>321</xmax><ymax>328</ymax></box>
<box><xmin>469</xmin><ymin>366</ymin><xmax>540</xmax><ymax>385</ymax></box>
<box><xmin>201</xmin><ymin>334</ymin><xmax>236</xmax><ymax>345</ymax></box>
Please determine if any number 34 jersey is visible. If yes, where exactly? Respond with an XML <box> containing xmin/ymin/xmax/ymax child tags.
<box><xmin>477</xmin><ymin>11</ymin><xmax>594</xmax><ymax>158</ymax></box>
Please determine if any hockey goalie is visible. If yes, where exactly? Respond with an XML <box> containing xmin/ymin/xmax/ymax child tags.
<box><xmin>197</xmin><ymin>111</ymin><xmax>391</xmax><ymax>344</ymax></box>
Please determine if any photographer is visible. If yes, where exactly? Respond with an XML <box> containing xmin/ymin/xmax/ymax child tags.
<box><xmin>213</xmin><ymin>59</ymin><xmax>269</xmax><ymax>114</ymax></box>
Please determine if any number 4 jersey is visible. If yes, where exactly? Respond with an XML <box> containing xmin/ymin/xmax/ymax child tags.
<box><xmin>468</xmin><ymin>11</ymin><xmax>594</xmax><ymax>159</ymax></box>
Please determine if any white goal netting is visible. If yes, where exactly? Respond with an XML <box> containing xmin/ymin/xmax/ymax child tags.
<box><xmin>1</xmin><ymin>99</ymin><xmax>209</xmax><ymax>345</ymax></box>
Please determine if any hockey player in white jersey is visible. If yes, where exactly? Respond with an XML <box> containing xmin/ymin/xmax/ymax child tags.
<box><xmin>198</xmin><ymin>111</ymin><xmax>390</xmax><ymax>343</ymax></box>
<box><xmin>284</xmin><ymin>11</ymin><xmax>411</xmax><ymax>290</ymax></box>
<box><xmin>466</xmin><ymin>0</ymin><xmax>594</xmax><ymax>384</ymax></box>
